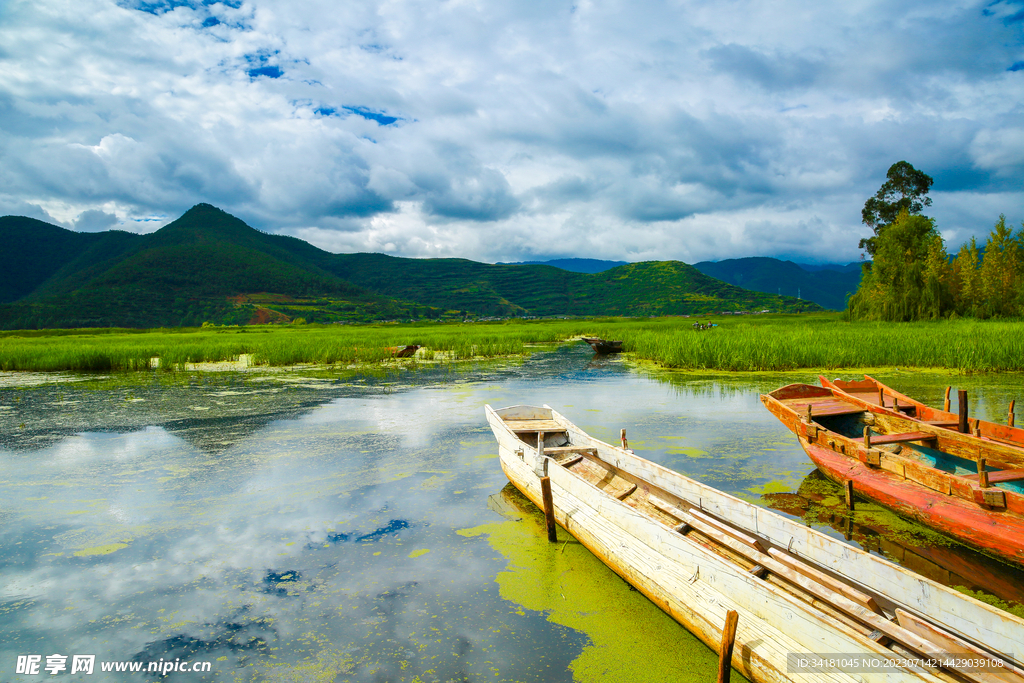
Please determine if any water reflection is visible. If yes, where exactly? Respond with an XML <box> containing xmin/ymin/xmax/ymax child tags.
<box><xmin>2</xmin><ymin>349</ymin><xmax>1022</xmax><ymax>682</ymax></box>
<box><xmin>763</xmin><ymin>470</ymin><xmax>1024</xmax><ymax>609</ymax></box>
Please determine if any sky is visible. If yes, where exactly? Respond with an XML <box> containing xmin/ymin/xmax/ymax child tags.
<box><xmin>1</xmin><ymin>0</ymin><xmax>1022</xmax><ymax>265</ymax></box>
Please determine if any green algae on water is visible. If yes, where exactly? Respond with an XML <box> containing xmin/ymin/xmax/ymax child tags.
<box><xmin>459</xmin><ymin>488</ymin><xmax>747</xmax><ymax>683</ymax></box>
<box><xmin>73</xmin><ymin>542</ymin><xmax>130</xmax><ymax>556</ymax></box>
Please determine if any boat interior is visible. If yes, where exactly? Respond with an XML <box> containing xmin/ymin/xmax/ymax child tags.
<box><xmin>769</xmin><ymin>385</ymin><xmax>1024</xmax><ymax>503</ymax></box>
<box><xmin>816</xmin><ymin>411</ymin><xmax>1024</xmax><ymax>495</ymax></box>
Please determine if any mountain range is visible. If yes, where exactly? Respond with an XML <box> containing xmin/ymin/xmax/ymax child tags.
<box><xmin>0</xmin><ymin>204</ymin><xmax>824</xmax><ymax>329</ymax></box>
<box><xmin>691</xmin><ymin>258</ymin><xmax>863</xmax><ymax>312</ymax></box>
<box><xmin>497</xmin><ymin>258</ymin><xmax>631</xmax><ymax>273</ymax></box>
<box><xmin>504</xmin><ymin>258</ymin><xmax>862</xmax><ymax>311</ymax></box>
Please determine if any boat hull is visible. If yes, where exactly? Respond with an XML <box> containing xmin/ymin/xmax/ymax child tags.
<box><xmin>581</xmin><ymin>337</ymin><xmax>623</xmax><ymax>354</ymax></box>
<box><xmin>762</xmin><ymin>384</ymin><xmax>1024</xmax><ymax>568</ymax></box>
<box><xmin>485</xmin><ymin>404</ymin><xmax>1024</xmax><ymax>682</ymax></box>
<box><xmin>495</xmin><ymin>453</ymin><xmax>787</xmax><ymax>683</ymax></box>
<box><xmin>800</xmin><ymin>436</ymin><xmax>1024</xmax><ymax>566</ymax></box>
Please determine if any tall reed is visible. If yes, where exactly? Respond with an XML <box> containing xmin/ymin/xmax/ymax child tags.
<box><xmin>1</xmin><ymin>315</ymin><xmax>1021</xmax><ymax>373</ymax></box>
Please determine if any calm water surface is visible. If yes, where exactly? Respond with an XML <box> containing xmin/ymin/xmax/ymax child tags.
<box><xmin>2</xmin><ymin>345</ymin><xmax>1022</xmax><ymax>682</ymax></box>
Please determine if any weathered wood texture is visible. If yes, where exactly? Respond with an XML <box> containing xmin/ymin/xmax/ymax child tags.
<box><xmin>540</xmin><ymin>476</ymin><xmax>557</xmax><ymax>542</ymax></box>
<box><xmin>823</xmin><ymin>375</ymin><xmax>1024</xmax><ymax>455</ymax></box>
<box><xmin>718</xmin><ymin>610</ymin><xmax>739</xmax><ymax>683</ymax></box>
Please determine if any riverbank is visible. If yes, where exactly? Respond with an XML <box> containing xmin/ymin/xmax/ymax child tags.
<box><xmin>2</xmin><ymin>314</ymin><xmax>1022</xmax><ymax>373</ymax></box>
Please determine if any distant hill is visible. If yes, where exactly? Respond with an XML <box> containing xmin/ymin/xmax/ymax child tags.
<box><xmin>692</xmin><ymin>257</ymin><xmax>863</xmax><ymax>311</ymax></box>
<box><xmin>795</xmin><ymin>262</ymin><xmax>864</xmax><ymax>274</ymax></box>
<box><xmin>497</xmin><ymin>258</ymin><xmax>629</xmax><ymax>274</ymax></box>
<box><xmin>0</xmin><ymin>216</ymin><xmax>141</xmax><ymax>303</ymax></box>
<box><xmin>0</xmin><ymin>205</ymin><xmax>822</xmax><ymax>329</ymax></box>
<box><xmin>0</xmin><ymin>206</ymin><xmax>407</xmax><ymax>328</ymax></box>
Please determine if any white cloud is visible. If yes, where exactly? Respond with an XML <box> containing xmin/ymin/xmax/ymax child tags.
<box><xmin>1</xmin><ymin>0</ymin><xmax>1023</xmax><ymax>263</ymax></box>
<box><xmin>971</xmin><ymin>128</ymin><xmax>1024</xmax><ymax>171</ymax></box>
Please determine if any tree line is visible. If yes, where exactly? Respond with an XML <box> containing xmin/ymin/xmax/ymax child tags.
<box><xmin>848</xmin><ymin>161</ymin><xmax>1024</xmax><ymax>320</ymax></box>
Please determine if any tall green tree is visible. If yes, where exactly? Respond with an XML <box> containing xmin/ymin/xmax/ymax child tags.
<box><xmin>952</xmin><ymin>237</ymin><xmax>982</xmax><ymax>316</ymax></box>
<box><xmin>860</xmin><ymin>161</ymin><xmax>934</xmax><ymax>256</ymax></box>
<box><xmin>978</xmin><ymin>214</ymin><xmax>1024</xmax><ymax>317</ymax></box>
<box><xmin>848</xmin><ymin>210</ymin><xmax>951</xmax><ymax>320</ymax></box>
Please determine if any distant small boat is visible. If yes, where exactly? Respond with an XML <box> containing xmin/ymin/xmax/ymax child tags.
<box><xmin>762</xmin><ymin>382</ymin><xmax>1024</xmax><ymax>567</ymax></box>
<box><xmin>389</xmin><ymin>345</ymin><xmax>421</xmax><ymax>358</ymax></box>
<box><xmin>581</xmin><ymin>337</ymin><xmax>623</xmax><ymax>354</ymax></box>
<box><xmin>485</xmin><ymin>403</ymin><xmax>1024</xmax><ymax>683</ymax></box>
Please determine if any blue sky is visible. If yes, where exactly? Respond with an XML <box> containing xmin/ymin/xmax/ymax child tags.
<box><xmin>1</xmin><ymin>0</ymin><xmax>1022</xmax><ymax>264</ymax></box>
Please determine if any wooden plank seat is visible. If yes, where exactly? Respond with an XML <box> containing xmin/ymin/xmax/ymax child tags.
<box><xmin>503</xmin><ymin>419</ymin><xmax>567</xmax><ymax>433</ymax></box>
<box><xmin>839</xmin><ymin>389</ymin><xmax>914</xmax><ymax>411</ymax></box>
<box><xmin>923</xmin><ymin>420</ymin><xmax>959</xmax><ymax>428</ymax></box>
<box><xmin>961</xmin><ymin>469</ymin><xmax>1024</xmax><ymax>485</ymax></box>
<box><xmin>867</xmin><ymin>431</ymin><xmax>937</xmax><ymax>446</ymax></box>
<box><xmin>542</xmin><ymin>446</ymin><xmax>596</xmax><ymax>454</ymax></box>
<box><xmin>978</xmin><ymin>433</ymin><xmax>1024</xmax><ymax>448</ymax></box>
<box><xmin>543</xmin><ymin>446</ymin><xmax>598</xmax><ymax>467</ymax></box>
<box><xmin>782</xmin><ymin>399</ymin><xmax>865</xmax><ymax>418</ymax></box>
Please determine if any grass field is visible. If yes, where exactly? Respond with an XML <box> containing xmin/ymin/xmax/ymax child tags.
<box><xmin>2</xmin><ymin>314</ymin><xmax>1022</xmax><ymax>373</ymax></box>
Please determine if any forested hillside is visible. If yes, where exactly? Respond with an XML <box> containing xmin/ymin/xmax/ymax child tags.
<box><xmin>0</xmin><ymin>204</ymin><xmax>820</xmax><ymax>328</ymax></box>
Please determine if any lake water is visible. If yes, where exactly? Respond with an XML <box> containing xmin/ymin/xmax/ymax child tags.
<box><xmin>2</xmin><ymin>344</ymin><xmax>1022</xmax><ymax>682</ymax></box>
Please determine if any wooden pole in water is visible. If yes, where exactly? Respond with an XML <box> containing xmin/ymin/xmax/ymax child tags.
<box><xmin>944</xmin><ymin>386</ymin><xmax>951</xmax><ymax>412</ymax></box>
<box><xmin>540</xmin><ymin>476</ymin><xmax>557</xmax><ymax>542</ymax></box>
<box><xmin>958</xmin><ymin>390</ymin><xmax>969</xmax><ymax>434</ymax></box>
<box><xmin>1010</xmin><ymin>400</ymin><xmax>1016</xmax><ymax>428</ymax></box>
<box><xmin>620</xmin><ymin>428</ymin><xmax>628</xmax><ymax>450</ymax></box>
<box><xmin>978</xmin><ymin>459</ymin><xmax>989</xmax><ymax>490</ymax></box>
<box><xmin>717</xmin><ymin>610</ymin><xmax>739</xmax><ymax>683</ymax></box>
<box><xmin>845</xmin><ymin>480</ymin><xmax>855</xmax><ymax>511</ymax></box>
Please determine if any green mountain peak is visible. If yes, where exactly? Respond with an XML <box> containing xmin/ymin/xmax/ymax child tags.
<box><xmin>0</xmin><ymin>205</ymin><xmax>822</xmax><ymax>329</ymax></box>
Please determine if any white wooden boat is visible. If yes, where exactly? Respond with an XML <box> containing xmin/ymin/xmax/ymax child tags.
<box><xmin>485</xmin><ymin>403</ymin><xmax>1024</xmax><ymax>683</ymax></box>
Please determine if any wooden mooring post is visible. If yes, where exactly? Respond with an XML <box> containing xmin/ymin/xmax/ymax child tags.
<box><xmin>978</xmin><ymin>458</ymin><xmax>989</xmax><ymax>490</ymax></box>
<box><xmin>717</xmin><ymin>610</ymin><xmax>739</xmax><ymax>683</ymax></box>
<box><xmin>943</xmin><ymin>386</ymin><xmax>951</xmax><ymax>412</ymax></box>
<box><xmin>844</xmin><ymin>480</ymin><xmax>855</xmax><ymax>511</ymax></box>
<box><xmin>958</xmin><ymin>390</ymin><xmax>969</xmax><ymax>434</ymax></box>
<box><xmin>540</xmin><ymin>476</ymin><xmax>557</xmax><ymax>542</ymax></box>
<box><xmin>1010</xmin><ymin>399</ymin><xmax>1016</xmax><ymax>428</ymax></box>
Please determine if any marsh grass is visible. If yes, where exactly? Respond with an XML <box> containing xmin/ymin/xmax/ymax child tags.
<box><xmin>1</xmin><ymin>314</ymin><xmax>1022</xmax><ymax>373</ymax></box>
<box><xmin>0</xmin><ymin>322</ymin><xmax>577</xmax><ymax>372</ymax></box>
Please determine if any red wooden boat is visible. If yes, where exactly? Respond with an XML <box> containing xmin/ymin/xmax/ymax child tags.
<box><xmin>762</xmin><ymin>383</ymin><xmax>1024</xmax><ymax>567</ymax></box>
<box><xmin>821</xmin><ymin>374</ymin><xmax>1023</xmax><ymax>448</ymax></box>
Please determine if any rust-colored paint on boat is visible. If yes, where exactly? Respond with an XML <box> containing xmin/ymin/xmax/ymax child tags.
<box><xmin>762</xmin><ymin>385</ymin><xmax>1024</xmax><ymax>567</ymax></box>
<box><xmin>805</xmin><ymin>380</ymin><xmax>1024</xmax><ymax>470</ymax></box>
<box><xmin>802</xmin><ymin>440</ymin><xmax>1024</xmax><ymax>566</ymax></box>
